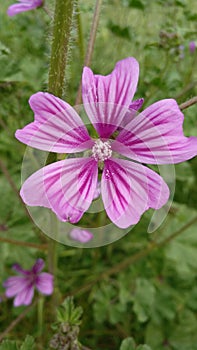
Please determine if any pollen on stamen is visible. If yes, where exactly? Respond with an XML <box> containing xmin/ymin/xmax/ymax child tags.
<box><xmin>92</xmin><ymin>139</ymin><xmax>112</xmax><ymax>162</ymax></box>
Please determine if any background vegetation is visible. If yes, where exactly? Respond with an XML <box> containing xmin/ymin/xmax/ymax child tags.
<box><xmin>0</xmin><ymin>0</ymin><xmax>197</xmax><ymax>349</ymax></box>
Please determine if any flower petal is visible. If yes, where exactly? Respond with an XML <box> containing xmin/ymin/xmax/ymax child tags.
<box><xmin>14</xmin><ymin>285</ymin><xmax>34</xmax><ymax>307</ymax></box>
<box><xmin>15</xmin><ymin>92</ymin><xmax>93</xmax><ymax>153</ymax></box>
<box><xmin>101</xmin><ymin>158</ymin><xmax>169</xmax><ymax>228</ymax></box>
<box><xmin>32</xmin><ymin>259</ymin><xmax>44</xmax><ymax>274</ymax></box>
<box><xmin>3</xmin><ymin>276</ymin><xmax>29</xmax><ymax>297</ymax></box>
<box><xmin>113</xmin><ymin>99</ymin><xmax>197</xmax><ymax>164</ymax></box>
<box><xmin>93</xmin><ymin>181</ymin><xmax>101</xmax><ymax>199</ymax></box>
<box><xmin>7</xmin><ymin>0</ymin><xmax>42</xmax><ymax>16</ymax></box>
<box><xmin>12</xmin><ymin>263</ymin><xmax>29</xmax><ymax>276</ymax></box>
<box><xmin>35</xmin><ymin>273</ymin><xmax>53</xmax><ymax>295</ymax></box>
<box><xmin>129</xmin><ymin>98</ymin><xmax>144</xmax><ymax>112</ymax></box>
<box><xmin>20</xmin><ymin>158</ymin><xmax>98</xmax><ymax>223</ymax></box>
<box><xmin>82</xmin><ymin>57</ymin><xmax>139</xmax><ymax>138</ymax></box>
<box><xmin>119</xmin><ymin>98</ymin><xmax>144</xmax><ymax>129</ymax></box>
<box><xmin>69</xmin><ymin>228</ymin><xmax>93</xmax><ymax>243</ymax></box>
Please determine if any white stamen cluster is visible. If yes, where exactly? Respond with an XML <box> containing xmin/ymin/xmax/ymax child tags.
<box><xmin>92</xmin><ymin>139</ymin><xmax>112</xmax><ymax>162</ymax></box>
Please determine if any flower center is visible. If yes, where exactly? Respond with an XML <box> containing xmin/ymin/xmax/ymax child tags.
<box><xmin>92</xmin><ymin>140</ymin><xmax>112</xmax><ymax>162</ymax></box>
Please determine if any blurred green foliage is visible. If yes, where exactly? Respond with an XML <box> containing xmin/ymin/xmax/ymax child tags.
<box><xmin>0</xmin><ymin>336</ymin><xmax>35</xmax><ymax>350</ymax></box>
<box><xmin>0</xmin><ymin>0</ymin><xmax>197</xmax><ymax>349</ymax></box>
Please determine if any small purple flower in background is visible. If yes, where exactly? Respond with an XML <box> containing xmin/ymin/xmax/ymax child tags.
<box><xmin>15</xmin><ymin>57</ymin><xmax>197</xmax><ymax>229</ymax></box>
<box><xmin>189</xmin><ymin>41</ymin><xmax>196</xmax><ymax>54</ymax></box>
<box><xmin>69</xmin><ymin>229</ymin><xmax>93</xmax><ymax>243</ymax></box>
<box><xmin>3</xmin><ymin>259</ymin><xmax>53</xmax><ymax>307</ymax></box>
<box><xmin>7</xmin><ymin>0</ymin><xmax>43</xmax><ymax>17</ymax></box>
<box><xmin>179</xmin><ymin>45</ymin><xmax>185</xmax><ymax>59</ymax></box>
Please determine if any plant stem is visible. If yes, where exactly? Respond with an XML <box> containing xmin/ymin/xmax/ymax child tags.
<box><xmin>48</xmin><ymin>0</ymin><xmax>75</xmax><ymax>97</ymax></box>
<box><xmin>0</xmin><ymin>300</ymin><xmax>37</xmax><ymax>342</ymax></box>
<box><xmin>37</xmin><ymin>297</ymin><xmax>44</xmax><ymax>337</ymax></box>
<box><xmin>75</xmin><ymin>0</ymin><xmax>103</xmax><ymax>105</ymax></box>
<box><xmin>179</xmin><ymin>96</ymin><xmax>197</xmax><ymax>110</ymax></box>
<box><xmin>0</xmin><ymin>237</ymin><xmax>47</xmax><ymax>250</ymax></box>
<box><xmin>76</xmin><ymin>0</ymin><xmax>84</xmax><ymax>61</ymax></box>
<box><xmin>47</xmin><ymin>0</ymin><xmax>75</xmax><ymax>304</ymax></box>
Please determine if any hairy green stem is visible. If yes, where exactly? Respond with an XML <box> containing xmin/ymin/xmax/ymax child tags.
<box><xmin>76</xmin><ymin>0</ymin><xmax>84</xmax><ymax>61</ymax></box>
<box><xmin>48</xmin><ymin>0</ymin><xmax>75</xmax><ymax>97</ymax></box>
<box><xmin>47</xmin><ymin>0</ymin><xmax>75</xmax><ymax>304</ymax></box>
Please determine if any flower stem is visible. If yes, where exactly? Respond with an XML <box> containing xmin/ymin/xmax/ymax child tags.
<box><xmin>84</xmin><ymin>0</ymin><xmax>103</xmax><ymax>68</ymax></box>
<box><xmin>0</xmin><ymin>237</ymin><xmax>47</xmax><ymax>250</ymax></box>
<box><xmin>0</xmin><ymin>300</ymin><xmax>37</xmax><ymax>342</ymax></box>
<box><xmin>37</xmin><ymin>297</ymin><xmax>44</xmax><ymax>337</ymax></box>
<box><xmin>76</xmin><ymin>0</ymin><xmax>84</xmax><ymax>61</ymax></box>
<box><xmin>48</xmin><ymin>0</ymin><xmax>75</xmax><ymax>98</ymax></box>
<box><xmin>47</xmin><ymin>0</ymin><xmax>75</xmax><ymax>304</ymax></box>
<box><xmin>75</xmin><ymin>0</ymin><xmax>103</xmax><ymax>105</ymax></box>
<box><xmin>179</xmin><ymin>96</ymin><xmax>197</xmax><ymax>110</ymax></box>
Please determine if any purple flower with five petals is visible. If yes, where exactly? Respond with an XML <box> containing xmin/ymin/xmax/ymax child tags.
<box><xmin>15</xmin><ymin>57</ymin><xmax>197</xmax><ymax>229</ymax></box>
<box><xmin>3</xmin><ymin>259</ymin><xmax>53</xmax><ymax>306</ymax></box>
<box><xmin>7</xmin><ymin>0</ymin><xmax>43</xmax><ymax>17</ymax></box>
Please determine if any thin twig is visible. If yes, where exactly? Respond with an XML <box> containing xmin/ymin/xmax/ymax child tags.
<box><xmin>0</xmin><ymin>159</ymin><xmax>33</xmax><ymax>223</ymax></box>
<box><xmin>0</xmin><ymin>237</ymin><xmax>48</xmax><ymax>250</ymax></box>
<box><xmin>42</xmin><ymin>5</ymin><xmax>52</xmax><ymax>19</ymax></box>
<box><xmin>179</xmin><ymin>96</ymin><xmax>197</xmax><ymax>110</ymax></box>
<box><xmin>67</xmin><ymin>215</ymin><xmax>197</xmax><ymax>297</ymax></box>
<box><xmin>75</xmin><ymin>0</ymin><xmax>103</xmax><ymax>105</ymax></box>
<box><xmin>175</xmin><ymin>81</ymin><xmax>197</xmax><ymax>99</ymax></box>
<box><xmin>0</xmin><ymin>300</ymin><xmax>37</xmax><ymax>342</ymax></box>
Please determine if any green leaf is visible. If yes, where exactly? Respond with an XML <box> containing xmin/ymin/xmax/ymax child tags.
<box><xmin>145</xmin><ymin>322</ymin><xmax>164</xmax><ymax>348</ymax></box>
<box><xmin>107</xmin><ymin>21</ymin><xmax>132</xmax><ymax>40</ymax></box>
<box><xmin>20</xmin><ymin>336</ymin><xmax>35</xmax><ymax>350</ymax></box>
<box><xmin>120</xmin><ymin>337</ymin><xmax>136</xmax><ymax>350</ymax></box>
<box><xmin>123</xmin><ymin>0</ymin><xmax>146</xmax><ymax>10</ymax></box>
<box><xmin>175</xmin><ymin>0</ymin><xmax>186</xmax><ymax>6</ymax></box>
<box><xmin>133</xmin><ymin>279</ymin><xmax>155</xmax><ymax>323</ymax></box>
<box><xmin>169</xmin><ymin>310</ymin><xmax>197</xmax><ymax>350</ymax></box>
<box><xmin>137</xmin><ymin>346</ymin><xmax>152</xmax><ymax>350</ymax></box>
<box><xmin>56</xmin><ymin>297</ymin><xmax>83</xmax><ymax>326</ymax></box>
<box><xmin>0</xmin><ymin>42</ymin><xmax>10</xmax><ymax>57</ymax></box>
<box><xmin>93</xmin><ymin>284</ymin><xmax>116</xmax><ymax>323</ymax></box>
<box><xmin>165</xmin><ymin>241</ymin><xmax>197</xmax><ymax>277</ymax></box>
<box><xmin>0</xmin><ymin>340</ymin><xmax>18</xmax><ymax>350</ymax></box>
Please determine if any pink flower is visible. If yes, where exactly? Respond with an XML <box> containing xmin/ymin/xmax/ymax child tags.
<box><xmin>7</xmin><ymin>0</ymin><xmax>43</xmax><ymax>17</ymax></box>
<box><xmin>15</xmin><ymin>57</ymin><xmax>197</xmax><ymax>229</ymax></box>
<box><xmin>69</xmin><ymin>228</ymin><xmax>93</xmax><ymax>243</ymax></box>
<box><xmin>3</xmin><ymin>259</ymin><xmax>53</xmax><ymax>306</ymax></box>
<box><xmin>189</xmin><ymin>41</ymin><xmax>196</xmax><ymax>54</ymax></box>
